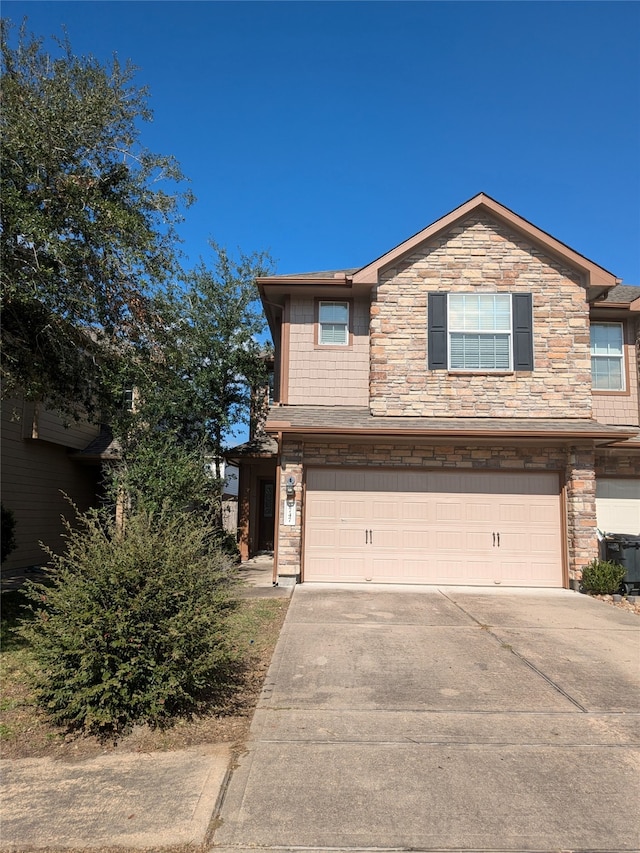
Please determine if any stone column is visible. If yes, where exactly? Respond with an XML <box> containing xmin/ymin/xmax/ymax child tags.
<box><xmin>565</xmin><ymin>445</ymin><xmax>597</xmax><ymax>585</ymax></box>
<box><xmin>277</xmin><ymin>440</ymin><xmax>303</xmax><ymax>581</ymax></box>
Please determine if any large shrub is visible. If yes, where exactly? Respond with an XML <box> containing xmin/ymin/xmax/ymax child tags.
<box><xmin>580</xmin><ymin>559</ymin><xmax>626</xmax><ymax>595</ymax></box>
<box><xmin>20</xmin><ymin>505</ymin><xmax>239</xmax><ymax>735</ymax></box>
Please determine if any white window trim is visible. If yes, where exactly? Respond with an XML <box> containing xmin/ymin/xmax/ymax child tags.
<box><xmin>318</xmin><ymin>300</ymin><xmax>349</xmax><ymax>347</ymax></box>
<box><xmin>591</xmin><ymin>321</ymin><xmax>625</xmax><ymax>392</ymax></box>
<box><xmin>447</xmin><ymin>293</ymin><xmax>513</xmax><ymax>372</ymax></box>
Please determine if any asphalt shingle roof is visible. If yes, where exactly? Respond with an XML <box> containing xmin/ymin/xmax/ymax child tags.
<box><xmin>266</xmin><ymin>405</ymin><xmax>637</xmax><ymax>442</ymax></box>
<box><xmin>598</xmin><ymin>284</ymin><xmax>640</xmax><ymax>304</ymax></box>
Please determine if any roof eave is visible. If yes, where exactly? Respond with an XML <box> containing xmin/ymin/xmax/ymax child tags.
<box><xmin>351</xmin><ymin>193</ymin><xmax>620</xmax><ymax>292</ymax></box>
<box><xmin>265</xmin><ymin>423</ymin><xmax>636</xmax><ymax>444</ymax></box>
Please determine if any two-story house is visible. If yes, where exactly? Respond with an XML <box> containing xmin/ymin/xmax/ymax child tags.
<box><xmin>235</xmin><ymin>194</ymin><xmax>640</xmax><ymax>589</ymax></box>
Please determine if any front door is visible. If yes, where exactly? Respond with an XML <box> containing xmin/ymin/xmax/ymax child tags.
<box><xmin>257</xmin><ymin>478</ymin><xmax>275</xmax><ymax>552</ymax></box>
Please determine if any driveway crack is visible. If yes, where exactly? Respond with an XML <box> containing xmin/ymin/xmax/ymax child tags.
<box><xmin>439</xmin><ymin>591</ymin><xmax>589</xmax><ymax>712</ymax></box>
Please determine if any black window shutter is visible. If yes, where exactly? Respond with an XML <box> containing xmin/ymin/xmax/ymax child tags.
<box><xmin>428</xmin><ymin>293</ymin><xmax>448</xmax><ymax>370</ymax></box>
<box><xmin>512</xmin><ymin>293</ymin><xmax>534</xmax><ymax>371</ymax></box>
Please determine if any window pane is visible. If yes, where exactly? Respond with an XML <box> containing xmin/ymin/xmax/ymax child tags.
<box><xmin>320</xmin><ymin>323</ymin><xmax>348</xmax><ymax>345</ymax></box>
<box><xmin>592</xmin><ymin>356</ymin><xmax>623</xmax><ymax>390</ymax></box>
<box><xmin>449</xmin><ymin>294</ymin><xmax>511</xmax><ymax>331</ymax></box>
<box><xmin>450</xmin><ymin>334</ymin><xmax>510</xmax><ymax>370</ymax></box>
<box><xmin>590</xmin><ymin>323</ymin><xmax>623</xmax><ymax>356</ymax></box>
<box><xmin>319</xmin><ymin>302</ymin><xmax>348</xmax><ymax>324</ymax></box>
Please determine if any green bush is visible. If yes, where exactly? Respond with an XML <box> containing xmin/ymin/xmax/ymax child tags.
<box><xmin>580</xmin><ymin>559</ymin><xmax>626</xmax><ymax>595</ymax></box>
<box><xmin>19</xmin><ymin>506</ymin><xmax>240</xmax><ymax>736</ymax></box>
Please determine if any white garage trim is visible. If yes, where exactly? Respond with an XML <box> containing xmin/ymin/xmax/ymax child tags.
<box><xmin>303</xmin><ymin>468</ymin><xmax>564</xmax><ymax>587</ymax></box>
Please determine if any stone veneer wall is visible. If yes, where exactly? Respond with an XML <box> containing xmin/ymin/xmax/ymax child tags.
<box><xmin>370</xmin><ymin>214</ymin><xmax>592</xmax><ymax>418</ymax></box>
<box><xmin>275</xmin><ymin>438</ymin><xmax>599</xmax><ymax>585</ymax></box>
<box><xmin>595</xmin><ymin>453</ymin><xmax>640</xmax><ymax>478</ymax></box>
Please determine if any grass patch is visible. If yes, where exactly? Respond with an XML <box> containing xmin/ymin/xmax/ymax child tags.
<box><xmin>0</xmin><ymin>588</ymin><xmax>288</xmax><ymax>759</ymax></box>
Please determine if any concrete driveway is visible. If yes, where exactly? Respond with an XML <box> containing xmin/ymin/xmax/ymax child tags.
<box><xmin>213</xmin><ymin>585</ymin><xmax>640</xmax><ymax>853</ymax></box>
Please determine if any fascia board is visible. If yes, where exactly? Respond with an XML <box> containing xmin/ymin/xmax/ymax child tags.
<box><xmin>264</xmin><ymin>423</ymin><xmax>636</xmax><ymax>443</ymax></box>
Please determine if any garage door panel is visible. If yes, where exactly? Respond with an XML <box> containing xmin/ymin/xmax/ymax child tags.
<box><xmin>402</xmin><ymin>500</ymin><xmax>431</xmax><ymax>521</ymax></box>
<box><xmin>371</xmin><ymin>499</ymin><xmax>400</xmax><ymax>521</ymax></box>
<box><xmin>303</xmin><ymin>469</ymin><xmax>563</xmax><ymax>587</ymax></box>
<box><xmin>307</xmin><ymin>498</ymin><xmax>338</xmax><ymax>521</ymax></box>
<box><xmin>435</xmin><ymin>501</ymin><xmax>464</xmax><ymax>521</ymax></box>
<box><xmin>338</xmin><ymin>499</ymin><xmax>367</xmax><ymax>521</ymax></box>
<box><xmin>337</xmin><ymin>527</ymin><xmax>367</xmax><ymax>548</ymax></box>
<box><xmin>398</xmin><ymin>529</ymin><xmax>433</xmax><ymax>549</ymax></box>
<box><xmin>528</xmin><ymin>504</ymin><xmax>560</xmax><ymax>524</ymax></box>
<box><xmin>463</xmin><ymin>501</ymin><xmax>493</xmax><ymax>523</ymax></box>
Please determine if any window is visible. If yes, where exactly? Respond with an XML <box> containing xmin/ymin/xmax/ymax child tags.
<box><xmin>318</xmin><ymin>301</ymin><xmax>349</xmax><ymax>345</ymax></box>
<box><xmin>428</xmin><ymin>292</ymin><xmax>533</xmax><ymax>372</ymax></box>
<box><xmin>449</xmin><ymin>294</ymin><xmax>512</xmax><ymax>370</ymax></box>
<box><xmin>591</xmin><ymin>322</ymin><xmax>624</xmax><ymax>391</ymax></box>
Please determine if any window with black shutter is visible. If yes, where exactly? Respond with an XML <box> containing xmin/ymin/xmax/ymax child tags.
<box><xmin>428</xmin><ymin>292</ymin><xmax>533</xmax><ymax>371</ymax></box>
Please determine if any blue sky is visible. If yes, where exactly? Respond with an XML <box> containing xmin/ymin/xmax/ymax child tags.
<box><xmin>4</xmin><ymin>1</ymin><xmax>640</xmax><ymax>286</ymax></box>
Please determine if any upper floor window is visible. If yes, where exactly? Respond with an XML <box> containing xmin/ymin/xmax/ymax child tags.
<box><xmin>591</xmin><ymin>322</ymin><xmax>624</xmax><ymax>391</ymax></box>
<box><xmin>428</xmin><ymin>292</ymin><xmax>533</xmax><ymax>372</ymax></box>
<box><xmin>318</xmin><ymin>300</ymin><xmax>349</xmax><ymax>346</ymax></box>
<box><xmin>449</xmin><ymin>294</ymin><xmax>512</xmax><ymax>370</ymax></box>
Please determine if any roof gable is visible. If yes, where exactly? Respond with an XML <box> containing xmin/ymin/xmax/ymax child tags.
<box><xmin>351</xmin><ymin>193</ymin><xmax>619</xmax><ymax>295</ymax></box>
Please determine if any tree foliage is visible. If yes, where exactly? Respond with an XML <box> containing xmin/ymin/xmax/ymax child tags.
<box><xmin>116</xmin><ymin>242</ymin><xmax>274</xmax><ymax>466</ymax></box>
<box><xmin>0</xmin><ymin>20</ymin><xmax>193</xmax><ymax>417</ymax></box>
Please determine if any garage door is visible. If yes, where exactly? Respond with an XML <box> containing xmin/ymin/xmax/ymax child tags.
<box><xmin>304</xmin><ymin>468</ymin><xmax>563</xmax><ymax>587</ymax></box>
<box><xmin>596</xmin><ymin>478</ymin><xmax>640</xmax><ymax>535</ymax></box>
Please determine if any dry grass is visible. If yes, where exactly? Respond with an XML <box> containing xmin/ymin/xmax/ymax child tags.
<box><xmin>0</xmin><ymin>588</ymin><xmax>288</xmax><ymax>761</ymax></box>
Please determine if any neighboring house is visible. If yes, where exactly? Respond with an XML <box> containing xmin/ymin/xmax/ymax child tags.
<box><xmin>204</xmin><ymin>458</ymin><xmax>240</xmax><ymax>534</ymax></box>
<box><xmin>235</xmin><ymin>193</ymin><xmax>639</xmax><ymax>588</ymax></box>
<box><xmin>1</xmin><ymin>398</ymin><xmax>107</xmax><ymax>573</ymax></box>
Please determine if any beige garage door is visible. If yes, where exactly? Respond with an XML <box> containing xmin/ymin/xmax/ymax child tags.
<box><xmin>596</xmin><ymin>478</ymin><xmax>640</xmax><ymax>535</ymax></box>
<box><xmin>304</xmin><ymin>468</ymin><xmax>563</xmax><ymax>587</ymax></box>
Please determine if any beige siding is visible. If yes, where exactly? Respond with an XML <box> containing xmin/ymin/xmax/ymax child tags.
<box><xmin>592</xmin><ymin>332</ymin><xmax>640</xmax><ymax>426</ymax></box>
<box><xmin>33</xmin><ymin>406</ymin><xmax>101</xmax><ymax>449</ymax></box>
<box><xmin>1</xmin><ymin>401</ymin><xmax>100</xmax><ymax>571</ymax></box>
<box><xmin>370</xmin><ymin>214</ymin><xmax>592</xmax><ymax>418</ymax></box>
<box><xmin>287</xmin><ymin>296</ymin><xmax>369</xmax><ymax>405</ymax></box>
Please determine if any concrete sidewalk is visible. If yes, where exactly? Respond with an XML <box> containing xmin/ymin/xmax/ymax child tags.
<box><xmin>212</xmin><ymin>585</ymin><xmax>640</xmax><ymax>852</ymax></box>
<box><xmin>1</xmin><ymin>745</ymin><xmax>230</xmax><ymax>850</ymax></box>
<box><xmin>0</xmin><ymin>554</ymin><xmax>291</xmax><ymax>851</ymax></box>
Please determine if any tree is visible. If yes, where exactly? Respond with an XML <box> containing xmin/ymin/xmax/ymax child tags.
<box><xmin>0</xmin><ymin>20</ymin><xmax>193</xmax><ymax>419</ymax></box>
<box><xmin>116</xmin><ymin>242</ymin><xmax>274</xmax><ymax>472</ymax></box>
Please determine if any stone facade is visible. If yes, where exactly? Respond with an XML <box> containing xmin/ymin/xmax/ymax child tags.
<box><xmin>595</xmin><ymin>453</ymin><xmax>640</xmax><ymax>479</ymax></box>
<box><xmin>370</xmin><ymin>215</ymin><xmax>592</xmax><ymax>418</ymax></box>
<box><xmin>266</xmin><ymin>201</ymin><xmax>639</xmax><ymax>590</ymax></box>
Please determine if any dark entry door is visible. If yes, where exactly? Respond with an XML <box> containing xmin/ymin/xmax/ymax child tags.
<box><xmin>257</xmin><ymin>479</ymin><xmax>275</xmax><ymax>552</ymax></box>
